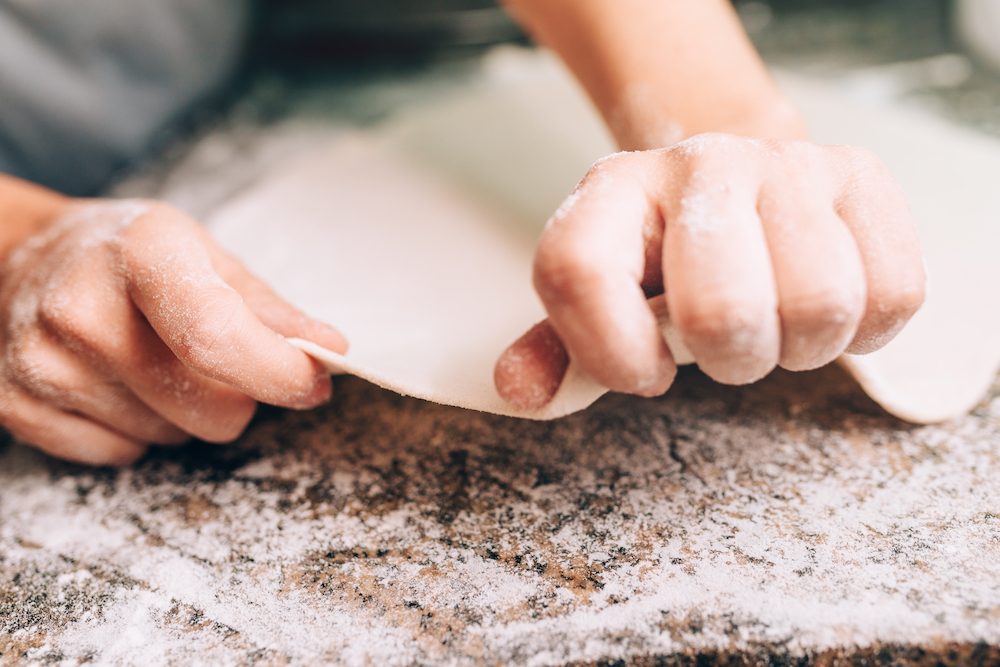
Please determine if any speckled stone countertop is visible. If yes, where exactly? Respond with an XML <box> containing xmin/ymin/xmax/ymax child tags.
<box><xmin>5</xmin><ymin>1</ymin><xmax>1000</xmax><ymax>665</ymax></box>
<box><xmin>3</xmin><ymin>367</ymin><xmax>1000</xmax><ymax>665</ymax></box>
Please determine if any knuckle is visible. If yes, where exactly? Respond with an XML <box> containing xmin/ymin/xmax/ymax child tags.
<box><xmin>849</xmin><ymin>145</ymin><xmax>881</xmax><ymax>165</ymax></box>
<box><xmin>674</xmin><ymin>133</ymin><xmax>757</xmax><ymax>166</ymax></box>
<box><xmin>870</xmin><ymin>253</ymin><xmax>927</xmax><ymax>318</ymax></box>
<box><xmin>533</xmin><ymin>235</ymin><xmax>606</xmax><ymax>302</ymax></box>
<box><xmin>37</xmin><ymin>290</ymin><xmax>103</xmax><ymax>347</ymax></box>
<box><xmin>671</xmin><ymin>136</ymin><xmax>763</xmax><ymax>201</ymax></box>
<box><xmin>119</xmin><ymin>203</ymin><xmax>199</xmax><ymax>265</ymax></box>
<box><xmin>676</xmin><ymin>296</ymin><xmax>771</xmax><ymax>344</ymax></box>
<box><xmin>781</xmin><ymin>284</ymin><xmax>866</xmax><ymax>329</ymax></box>
<box><xmin>5</xmin><ymin>336</ymin><xmax>71</xmax><ymax>397</ymax></box>
<box><xmin>6</xmin><ymin>350</ymin><xmax>38</xmax><ymax>389</ymax></box>
<box><xmin>584</xmin><ymin>150</ymin><xmax>635</xmax><ymax>179</ymax></box>
<box><xmin>775</xmin><ymin>142</ymin><xmax>827</xmax><ymax>175</ymax></box>
<box><xmin>839</xmin><ymin>146</ymin><xmax>888</xmax><ymax>178</ymax></box>
<box><xmin>879</xmin><ymin>275</ymin><xmax>927</xmax><ymax>321</ymax></box>
<box><xmin>123</xmin><ymin>200</ymin><xmax>188</xmax><ymax>231</ymax></box>
<box><xmin>849</xmin><ymin>267</ymin><xmax>926</xmax><ymax>355</ymax></box>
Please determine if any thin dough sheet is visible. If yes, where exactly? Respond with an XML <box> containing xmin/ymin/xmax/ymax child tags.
<box><xmin>207</xmin><ymin>135</ymin><xmax>636</xmax><ymax>419</ymax></box>
<box><xmin>206</xmin><ymin>50</ymin><xmax>1000</xmax><ymax>424</ymax></box>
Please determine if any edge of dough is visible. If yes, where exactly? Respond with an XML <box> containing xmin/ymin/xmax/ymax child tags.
<box><xmin>837</xmin><ymin>355</ymin><xmax>994</xmax><ymax>425</ymax></box>
<box><xmin>287</xmin><ymin>294</ymin><xmax>698</xmax><ymax>422</ymax></box>
<box><xmin>287</xmin><ymin>337</ymin><xmax>609</xmax><ymax>420</ymax></box>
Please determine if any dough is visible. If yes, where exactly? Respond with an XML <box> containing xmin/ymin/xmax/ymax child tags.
<box><xmin>206</xmin><ymin>49</ymin><xmax>1000</xmax><ymax>424</ymax></box>
<box><xmin>207</xmin><ymin>132</ymin><xmax>692</xmax><ymax>420</ymax></box>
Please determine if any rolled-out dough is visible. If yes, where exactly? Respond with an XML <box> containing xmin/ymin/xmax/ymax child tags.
<box><xmin>206</xmin><ymin>49</ymin><xmax>1000</xmax><ymax>424</ymax></box>
<box><xmin>207</xmin><ymin>132</ymin><xmax>693</xmax><ymax>420</ymax></box>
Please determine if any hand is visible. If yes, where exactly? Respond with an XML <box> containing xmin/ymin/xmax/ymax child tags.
<box><xmin>0</xmin><ymin>200</ymin><xmax>346</xmax><ymax>465</ymax></box>
<box><xmin>495</xmin><ymin>134</ymin><xmax>926</xmax><ymax>409</ymax></box>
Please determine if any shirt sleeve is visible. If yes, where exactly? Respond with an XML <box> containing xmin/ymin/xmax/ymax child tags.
<box><xmin>0</xmin><ymin>0</ymin><xmax>252</xmax><ymax>195</ymax></box>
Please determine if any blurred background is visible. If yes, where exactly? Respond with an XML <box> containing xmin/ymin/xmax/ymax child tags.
<box><xmin>1</xmin><ymin>0</ymin><xmax>999</xmax><ymax>198</ymax></box>
<box><xmin>252</xmin><ymin>0</ymin><xmax>992</xmax><ymax>125</ymax></box>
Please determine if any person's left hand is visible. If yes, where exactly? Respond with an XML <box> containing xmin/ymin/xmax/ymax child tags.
<box><xmin>494</xmin><ymin>134</ymin><xmax>926</xmax><ymax>409</ymax></box>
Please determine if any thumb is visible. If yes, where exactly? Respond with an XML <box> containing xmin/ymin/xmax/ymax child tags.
<box><xmin>494</xmin><ymin>320</ymin><xmax>569</xmax><ymax>410</ymax></box>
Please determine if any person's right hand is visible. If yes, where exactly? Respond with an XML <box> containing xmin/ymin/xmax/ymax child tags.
<box><xmin>0</xmin><ymin>199</ymin><xmax>346</xmax><ymax>466</ymax></box>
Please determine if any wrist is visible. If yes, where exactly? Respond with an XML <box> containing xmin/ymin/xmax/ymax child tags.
<box><xmin>501</xmin><ymin>0</ymin><xmax>808</xmax><ymax>149</ymax></box>
<box><xmin>735</xmin><ymin>94</ymin><xmax>810</xmax><ymax>141</ymax></box>
<box><xmin>0</xmin><ymin>175</ymin><xmax>72</xmax><ymax>263</ymax></box>
<box><xmin>710</xmin><ymin>94</ymin><xmax>810</xmax><ymax>143</ymax></box>
<box><xmin>611</xmin><ymin>89</ymin><xmax>809</xmax><ymax>151</ymax></box>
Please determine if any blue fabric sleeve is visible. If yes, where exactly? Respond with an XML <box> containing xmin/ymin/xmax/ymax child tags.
<box><xmin>0</xmin><ymin>0</ymin><xmax>252</xmax><ymax>195</ymax></box>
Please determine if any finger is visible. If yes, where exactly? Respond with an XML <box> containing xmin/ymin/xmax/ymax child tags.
<box><xmin>664</xmin><ymin>168</ymin><xmax>781</xmax><ymax>385</ymax></box>
<box><xmin>211</xmin><ymin>247</ymin><xmax>349</xmax><ymax>353</ymax></box>
<box><xmin>33</xmin><ymin>254</ymin><xmax>260</xmax><ymax>444</ymax></box>
<box><xmin>113</xmin><ymin>316</ymin><xmax>260</xmax><ymax>443</ymax></box>
<box><xmin>758</xmin><ymin>170</ymin><xmax>867</xmax><ymax>371</ymax></box>
<box><xmin>120</xmin><ymin>207</ymin><xmax>331</xmax><ymax>409</ymax></box>
<box><xmin>5</xmin><ymin>332</ymin><xmax>189</xmax><ymax>445</ymax></box>
<box><xmin>495</xmin><ymin>320</ymin><xmax>570</xmax><ymax>410</ymax></box>
<box><xmin>532</xmin><ymin>154</ymin><xmax>677</xmax><ymax>397</ymax></box>
<box><xmin>831</xmin><ymin>147</ymin><xmax>926</xmax><ymax>354</ymax></box>
<box><xmin>0</xmin><ymin>384</ymin><xmax>146</xmax><ymax>466</ymax></box>
<box><xmin>84</xmin><ymin>306</ymin><xmax>259</xmax><ymax>444</ymax></box>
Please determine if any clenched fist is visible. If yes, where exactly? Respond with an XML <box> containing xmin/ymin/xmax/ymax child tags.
<box><xmin>496</xmin><ymin>134</ymin><xmax>926</xmax><ymax>408</ymax></box>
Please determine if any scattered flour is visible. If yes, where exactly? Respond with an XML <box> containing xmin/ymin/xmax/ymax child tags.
<box><xmin>2</xmin><ymin>367</ymin><xmax>999</xmax><ymax>666</ymax></box>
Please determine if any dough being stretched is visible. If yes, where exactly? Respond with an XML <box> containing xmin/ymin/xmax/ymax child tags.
<box><xmin>206</xmin><ymin>51</ymin><xmax>1000</xmax><ymax>424</ymax></box>
<box><xmin>208</xmin><ymin>133</ymin><xmax>692</xmax><ymax>420</ymax></box>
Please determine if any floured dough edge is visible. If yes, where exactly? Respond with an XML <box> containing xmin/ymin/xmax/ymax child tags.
<box><xmin>287</xmin><ymin>337</ymin><xmax>606</xmax><ymax>420</ymax></box>
<box><xmin>290</xmin><ymin>302</ymin><xmax>978</xmax><ymax>425</ymax></box>
<box><xmin>836</xmin><ymin>355</ymin><xmax>995</xmax><ymax>425</ymax></box>
<box><xmin>288</xmin><ymin>295</ymin><xmax>696</xmax><ymax>421</ymax></box>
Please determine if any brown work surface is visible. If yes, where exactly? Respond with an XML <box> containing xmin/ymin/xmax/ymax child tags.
<box><xmin>3</xmin><ymin>365</ymin><xmax>1000</xmax><ymax>665</ymax></box>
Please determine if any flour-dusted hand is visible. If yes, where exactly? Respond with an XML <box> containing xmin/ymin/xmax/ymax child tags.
<box><xmin>495</xmin><ymin>134</ymin><xmax>926</xmax><ymax>409</ymax></box>
<box><xmin>0</xmin><ymin>198</ymin><xmax>347</xmax><ymax>465</ymax></box>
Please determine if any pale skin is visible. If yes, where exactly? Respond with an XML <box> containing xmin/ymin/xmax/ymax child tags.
<box><xmin>0</xmin><ymin>0</ymin><xmax>925</xmax><ymax>464</ymax></box>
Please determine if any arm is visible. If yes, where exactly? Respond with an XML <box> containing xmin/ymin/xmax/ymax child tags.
<box><xmin>0</xmin><ymin>175</ymin><xmax>72</xmax><ymax>260</ymax></box>
<box><xmin>501</xmin><ymin>0</ymin><xmax>808</xmax><ymax>148</ymax></box>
